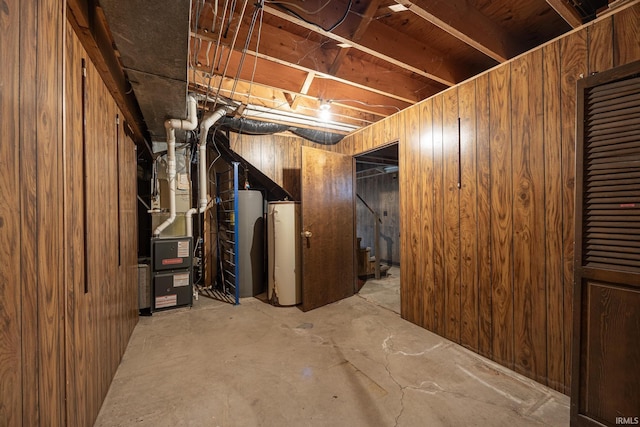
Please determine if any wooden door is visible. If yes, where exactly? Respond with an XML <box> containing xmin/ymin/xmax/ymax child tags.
<box><xmin>301</xmin><ymin>146</ymin><xmax>355</xmax><ymax>311</ymax></box>
<box><xmin>572</xmin><ymin>60</ymin><xmax>640</xmax><ymax>426</ymax></box>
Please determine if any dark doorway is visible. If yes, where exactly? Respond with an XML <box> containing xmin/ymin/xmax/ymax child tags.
<box><xmin>355</xmin><ymin>143</ymin><xmax>400</xmax><ymax>314</ymax></box>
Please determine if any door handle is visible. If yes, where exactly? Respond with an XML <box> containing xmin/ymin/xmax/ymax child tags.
<box><xmin>301</xmin><ymin>230</ymin><xmax>313</xmax><ymax>238</ymax></box>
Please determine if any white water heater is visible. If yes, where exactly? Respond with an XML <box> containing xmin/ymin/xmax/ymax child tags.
<box><xmin>267</xmin><ymin>202</ymin><xmax>301</xmax><ymax>306</ymax></box>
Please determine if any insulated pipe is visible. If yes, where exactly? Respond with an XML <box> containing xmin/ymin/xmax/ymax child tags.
<box><xmin>153</xmin><ymin>95</ymin><xmax>198</xmax><ymax>237</ymax></box>
<box><xmin>198</xmin><ymin>108</ymin><xmax>227</xmax><ymax>212</ymax></box>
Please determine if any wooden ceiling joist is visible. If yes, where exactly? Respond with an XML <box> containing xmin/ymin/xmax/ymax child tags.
<box><xmin>290</xmin><ymin>72</ymin><xmax>316</xmax><ymax>110</ymax></box>
<box><xmin>191</xmin><ymin>31</ymin><xmax>421</xmax><ymax>104</ymax></box>
<box><xmin>396</xmin><ymin>0</ymin><xmax>520</xmax><ymax>62</ymax></box>
<box><xmin>545</xmin><ymin>0</ymin><xmax>584</xmax><ymax>28</ymax></box>
<box><xmin>328</xmin><ymin>0</ymin><xmax>383</xmax><ymax>76</ymax></box>
<box><xmin>262</xmin><ymin>5</ymin><xmax>456</xmax><ymax>86</ymax></box>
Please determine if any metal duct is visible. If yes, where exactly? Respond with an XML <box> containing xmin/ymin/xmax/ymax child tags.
<box><xmin>290</xmin><ymin>127</ymin><xmax>344</xmax><ymax>145</ymax></box>
<box><xmin>218</xmin><ymin>117</ymin><xmax>344</xmax><ymax>145</ymax></box>
<box><xmin>219</xmin><ymin>117</ymin><xmax>289</xmax><ymax>135</ymax></box>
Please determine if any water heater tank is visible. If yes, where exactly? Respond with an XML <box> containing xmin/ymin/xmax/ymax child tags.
<box><xmin>267</xmin><ymin>201</ymin><xmax>301</xmax><ymax>306</ymax></box>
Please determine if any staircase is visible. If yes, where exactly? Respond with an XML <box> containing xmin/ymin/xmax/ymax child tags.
<box><xmin>357</xmin><ymin>237</ymin><xmax>389</xmax><ymax>279</ymax></box>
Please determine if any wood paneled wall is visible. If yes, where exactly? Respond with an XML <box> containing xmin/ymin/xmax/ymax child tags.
<box><xmin>338</xmin><ymin>3</ymin><xmax>640</xmax><ymax>394</ymax></box>
<box><xmin>229</xmin><ymin>132</ymin><xmax>330</xmax><ymax>201</ymax></box>
<box><xmin>1</xmin><ymin>1</ymin><xmax>65</xmax><ymax>424</ymax></box>
<box><xmin>356</xmin><ymin>172</ymin><xmax>400</xmax><ymax>265</ymax></box>
<box><xmin>0</xmin><ymin>2</ymin><xmax>138</xmax><ymax>423</ymax></box>
<box><xmin>65</xmin><ymin>23</ymin><xmax>139</xmax><ymax>426</ymax></box>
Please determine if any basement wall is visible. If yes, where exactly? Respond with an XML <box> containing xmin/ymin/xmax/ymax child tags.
<box><xmin>356</xmin><ymin>172</ymin><xmax>400</xmax><ymax>265</ymax></box>
<box><xmin>0</xmin><ymin>1</ymin><xmax>139</xmax><ymax>424</ymax></box>
<box><xmin>228</xmin><ymin>132</ymin><xmax>329</xmax><ymax>201</ymax></box>
<box><xmin>337</xmin><ymin>2</ymin><xmax>640</xmax><ymax>394</ymax></box>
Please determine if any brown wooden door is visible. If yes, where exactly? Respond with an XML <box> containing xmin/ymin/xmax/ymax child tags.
<box><xmin>572</xmin><ymin>60</ymin><xmax>640</xmax><ymax>427</ymax></box>
<box><xmin>301</xmin><ymin>146</ymin><xmax>355</xmax><ymax>311</ymax></box>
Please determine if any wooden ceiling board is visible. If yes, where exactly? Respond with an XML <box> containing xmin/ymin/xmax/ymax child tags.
<box><xmin>195</xmin><ymin>49</ymin><xmax>309</xmax><ymax>93</ymax></box>
<box><xmin>307</xmin><ymin>77</ymin><xmax>410</xmax><ymax>114</ymax></box>
<box><xmin>469</xmin><ymin>0</ymin><xmax>572</xmax><ymax>47</ymax></box>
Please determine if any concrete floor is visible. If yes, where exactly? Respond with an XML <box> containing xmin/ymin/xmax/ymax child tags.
<box><xmin>358</xmin><ymin>266</ymin><xmax>401</xmax><ymax>314</ymax></box>
<box><xmin>95</xmin><ymin>283</ymin><xmax>569</xmax><ymax>427</ymax></box>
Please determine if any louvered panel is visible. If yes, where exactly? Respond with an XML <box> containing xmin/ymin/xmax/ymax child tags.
<box><xmin>588</xmin><ymin>105</ymin><xmax>640</xmax><ymax>122</ymax></box>
<box><xmin>587</xmin><ymin>92</ymin><xmax>640</xmax><ymax>113</ymax></box>
<box><xmin>586</xmin><ymin>184</ymin><xmax>640</xmax><ymax>193</ymax></box>
<box><xmin>586</xmin><ymin>190</ymin><xmax>640</xmax><ymax>199</ymax></box>
<box><xmin>586</xmin><ymin>226</ymin><xmax>640</xmax><ymax>233</ymax></box>
<box><xmin>587</xmin><ymin>166</ymin><xmax>638</xmax><ymax>175</ymax></box>
<box><xmin>586</xmin><ymin>170</ymin><xmax>640</xmax><ymax>180</ymax></box>
<box><xmin>587</xmin><ymin>211</ymin><xmax>640</xmax><ymax>218</ymax></box>
<box><xmin>585</xmin><ymin>254</ymin><xmax>640</xmax><ymax>271</ymax></box>
<box><xmin>588</xmin><ymin>146</ymin><xmax>640</xmax><ymax>159</ymax></box>
<box><xmin>588</xmin><ymin>178</ymin><xmax>640</xmax><ymax>188</ymax></box>
<box><xmin>587</xmin><ymin>76</ymin><xmax>640</xmax><ymax>97</ymax></box>
<box><xmin>588</xmin><ymin>232</ymin><xmax>640</xmax><ymax>241</ymax></box>
<box><xmin>582</xmin><ymin>72</ymin><xmax>640</xmax><ymax>274</ymax></box>
<box><xmin>587</xmin><ymin>244</ymin><xmax>640</xmax><ymax>254</ymax></box>
<box><xmin>587</xmin><ymin>87</ymin><xmax>640</xmax><ymax>104</ymax></box>
<box><xmin>588</xmin><ymin>196</ymin><xmax>639</xmax><ymax>204</ymax></box>
<box><xmin>588</xmin><ymin>153</ymin><xmax>640</xmax><ymax>164</ymax></box>
<box><xmin>587</xmin><ymin>129</ymin><xmax>640</xmax><ymax>146</ymax></box>
<box><xmin>587</xmin><ymin>116</ymin><xmax>640</xmax><ymax>134</ymax></box>
<box><xmin>587</xmin><ymin>238</ymin><xmax>640</xmax><ymax>248</ymax></box>
<box><xmin>587</xmin><ymin>143</ymin><xmax>640</xmax><ymax>159</ymax></box>
<box><xmin>587</xmin><ymin>214</ymin><xmax>640</xmax><ymax>221</ymax></box>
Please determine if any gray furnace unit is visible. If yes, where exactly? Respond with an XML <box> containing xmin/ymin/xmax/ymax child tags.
<box><xmin>151</xmin><ymin>237</ymin><xmax>193</xmax><ymax>310</ymax></box>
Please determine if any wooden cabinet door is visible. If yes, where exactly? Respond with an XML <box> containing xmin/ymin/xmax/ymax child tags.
<box><xmin>301</xmin><ymin>146</ymin><xmax>355</xmax><ymax>311</ymax></box>
<box><xmin>572</xmin><ymin>60</ymin><xmax>640</xmax><ymax>427</ymax></box>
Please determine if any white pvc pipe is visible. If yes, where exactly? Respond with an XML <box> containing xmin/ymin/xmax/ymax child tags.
<box><xmin>185</xmin><ymin>208</ymin><xmax>198</xmax><ymax>237</ymax></box>
<box><xmin>198</xmin><ymin>108</ymin><xmax>227</xmax><ymax>213</ymax></box>
<box><xmin>153</xmin><ymin>95</ymin><xmax>198</xmax><ymax>237</ymax></box>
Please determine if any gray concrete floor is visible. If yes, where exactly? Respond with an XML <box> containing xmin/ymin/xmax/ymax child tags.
<box><xmin>95</xmin><ymin>285</ymin><xmax>569</xmax><ymax>427</ymax></box>
<box><xmin>358</xmin><ymin>266</ymin><xmax>401</xmax><ymax>314</ymax></box>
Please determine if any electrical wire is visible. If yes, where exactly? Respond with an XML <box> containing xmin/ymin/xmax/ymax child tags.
<box><xmin>224</xmin><ymin>0</ymin><xmax>238</xmax><ymax>38</ymax></box>
<box><xmin>204</xmin><ymin>0</ymin><xmax>248</xmax><ymax>112</ymax></box>
<box><xmin>229</xmin><ymin>1</ymin><xmax>263</xmax><ymax>99</ymax></box>
<box><xmin>330</xmin><ymin>98</ymin><xmax>402</xmax><ymax>112</ymax></box>
<box><xmin>245</xmin><ymin>2</ymin><xmax>265</xmax><ymax>106</ymax></box>
<box><xmin>271</xmin><ymin>0</ymin><xmax>352</xmax><ymax>33</ymax></box>
<box><xmin>264</xmin><ymin>0</ymin><xmax>332</xmax><ymax>15</ymax></box>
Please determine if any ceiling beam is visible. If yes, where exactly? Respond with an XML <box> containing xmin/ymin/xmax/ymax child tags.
<box><xmin>263</xmin><ymin>5</ymin><xmax>456</xmax><ymax>86</ymax></box>
<box><xmin>191</xmin><ymin>66</ymin><xmax>399</xmax><ymax>120</ymax></box>
<box><xmin>191</xmin><ymin>31</ymin><xmax>422</xmax><ymax>104</ymax></box>
<box><xmin>545</xmin><ymin>0</ymin><xmax>583</xmax><ymax>28</ymax></box>
<box><xmin>290</xmin><ymin>72</ymin><xmax>316</xmax><ymax>110</ymax></box>
<box><xmin>328</xmin><ymin>0</ymin><xmax>383</xmax><ymax>75</ymax></box>
<box><xmin>396</xmin><ymin>0</ymin><xmax>520</xmax><ymax>62</ymax></box>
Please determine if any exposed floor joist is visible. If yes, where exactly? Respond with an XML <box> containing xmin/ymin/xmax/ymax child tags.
<box><xmin>262</xmin><ymin>5</ymin><xmax>457</xmax><ymax>86</ymax></box>
<box><xmin>396</xmin><ymin>0</ymin><xmax>521</xmax><ymax>62</ymax></box>
<box><xmin>545</xmin><ymin>0</ymin><xmax>584</xmax><ymax>27</ymax></box>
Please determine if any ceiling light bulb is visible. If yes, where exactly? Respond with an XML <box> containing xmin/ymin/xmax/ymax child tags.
<box><xmin>319</xmin><ymin>109</ymin><xmax>331</xmax><ymax>122</ymax></box>
<box><xmin>319</xmin><ymin>100</ymin><xmax>331</xmax><ymax>111</ymax></box>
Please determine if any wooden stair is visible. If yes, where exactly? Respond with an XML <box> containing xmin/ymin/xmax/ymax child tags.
<box><xmin>357</xmin><ymin>237</ymin><xmax>389</xmax><ymax>278</ymax></box>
